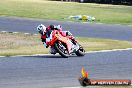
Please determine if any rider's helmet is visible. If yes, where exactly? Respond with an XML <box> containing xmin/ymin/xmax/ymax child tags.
<box><xmin>37</xmin><ymin>24</ymin><xmax>46</xmax><ymax>35</ymax></box>
<box><xmin>49</xmin><ymin>25</ymin><xmax>55</xmax><ymax>30</ymax></box>
<box><xmin>56</xmin><ymin>25</ymin><xmax>62</xmax><ymax>31</ymax></box>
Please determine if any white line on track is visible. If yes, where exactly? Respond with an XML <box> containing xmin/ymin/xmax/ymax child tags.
<box><xmin>10</xmin><ymin>54</ymin><xmax>52</xmax><ymax>57</ymax></box>
<box><xmin>0</xmin><ymin>56</ymin><xmax>6</xmax><ymax>57</ymax></box>
<box><xmin>1</xmin><ymin>31</ymin><xmax>7</xmax><ymax>33</ymax></box>
<box><xmin>86</xmin><ymin>48</ymin><xmax>132</xmax><ymax>54</ymax></box>
<box><xmin>0</xmin><ymin>31</ymin><xmax>38</xmax><ymax>36</ymax></box>
<box><xmin>0</xmin><ymin>48</ymin><xmax>132</xmax><ymax>57</ymax></box>
<box><xmin>13</xmin><ymin>32</ymin><xmax>19</xmax><ymax>34</ymax></box>
<box><xmin>128</xmin><ymin>25</ymin><xmax>132</xmax><ymax>26</ymax></box>
<box><xmin>24</xmin><ymin>33</ymin><xmax>30</xmax><ymax>35</ymax></box>
<box><xmin>34</xmin><ymin>33</ymin><xmax>38</xmax><ymax>35</ymax></box>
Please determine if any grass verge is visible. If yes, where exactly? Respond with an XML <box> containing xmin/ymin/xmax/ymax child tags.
<box><xmin>1</xmin><ymin>32</ymin><xmax>132</xmax><ymax>56</ymax></box>
<box><xmin>0</xmin><ymin>0</ymin><xmax>132</xmax><ymax>24</ymax></box>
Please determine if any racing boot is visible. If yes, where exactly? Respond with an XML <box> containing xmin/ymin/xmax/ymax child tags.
<box><xmin>49</xmin><ymin>47</ymin><xmax>57</xmax><ymax>54</ymax></box>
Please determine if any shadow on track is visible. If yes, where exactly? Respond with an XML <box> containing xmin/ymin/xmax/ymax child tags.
<box><xmin>23</xmin><ymin>54</ymin><xmax>78</xmax><ymax>58</ymax></box>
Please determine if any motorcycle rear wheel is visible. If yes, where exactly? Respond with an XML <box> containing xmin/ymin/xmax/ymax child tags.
<box><xmin>54</xmin><ymin>41</ymin><xmax>69</xmax><ymax>58</ymax></box>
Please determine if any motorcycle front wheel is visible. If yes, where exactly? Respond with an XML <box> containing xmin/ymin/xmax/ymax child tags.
<box><xmin>54</xmin><ymin>41</ymin><xmax>69</xmax><ymax>58</ymax></box>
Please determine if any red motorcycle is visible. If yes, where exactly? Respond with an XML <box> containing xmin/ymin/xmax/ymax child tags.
<box><xmin>46</xmin><ymin>30</ymin><xmax>85</xmax><ymax>58</ymax></box>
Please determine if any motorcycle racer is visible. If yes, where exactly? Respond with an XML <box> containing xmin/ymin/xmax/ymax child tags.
<box><xmin>37</xmin><ymin>24</ymin><xmax>76</xmax><ymax>54</ymax></box>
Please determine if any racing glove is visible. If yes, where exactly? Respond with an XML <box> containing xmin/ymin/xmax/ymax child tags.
<box><xmin>43</xmin><ymin>42</ymin><xmax>49</xmax><ymax>48</ymax></box>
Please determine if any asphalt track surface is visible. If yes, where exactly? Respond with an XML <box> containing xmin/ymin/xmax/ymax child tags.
<box><xmin>0</xmin><ymin>16</ymin><xmax>132</xmax><ymax>41</ymax></box>
<box><xmin>0</xmin><ymin>50</ymin><xmax>132</xmax><ymax>88</ymax></box>
<box><xmin>0</xmin><ymin>16</ymin><xmax>132</xmax><ymax>88</ymax></box>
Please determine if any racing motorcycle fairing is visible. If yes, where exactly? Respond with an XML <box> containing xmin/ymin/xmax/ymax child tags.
<box><xmin>46</xmin><ymin>30</ymin><xmax>73</xmax><ymax>54</ymax></box>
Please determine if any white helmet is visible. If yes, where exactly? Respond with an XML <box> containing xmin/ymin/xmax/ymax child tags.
<box><xmin>37</xmin><ymin>24</ymin><xmax>46</xmax><ymax>35</ymax></box>
<box><xmin>56</xmin><ymin>25</ymin><xmax>62</xmax><ymax>31</ymax></box>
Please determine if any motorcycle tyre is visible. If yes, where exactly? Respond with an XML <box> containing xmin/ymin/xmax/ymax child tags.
<box><xmin>75</xmin><ymin>46</ymin><xmax>85</xmax><ymax>56</ymax></box>
<box><xmin>54</xmin><ymin>42</ymin><xmax>69</xmax><ymax>58</ymax></box>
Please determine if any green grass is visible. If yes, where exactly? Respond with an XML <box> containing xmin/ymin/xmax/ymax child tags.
<box><xmin>0</xmin><ymin>32</ymin><xmax>49</xmax><ymax>56</ymax></box>
<box><xmin>0</xmin><ymin>0</ymin><xmax>132</xmax><ymax>24</ymax></box>
<box><xmin>1</xmin><ymin>32</ymin><xmax>132</xmax><ymax>56</ymax></box>
<box><xmin>77</xmin><ymin>37</ymin><xmax>132</xmax><ymax>51</ymax></box>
